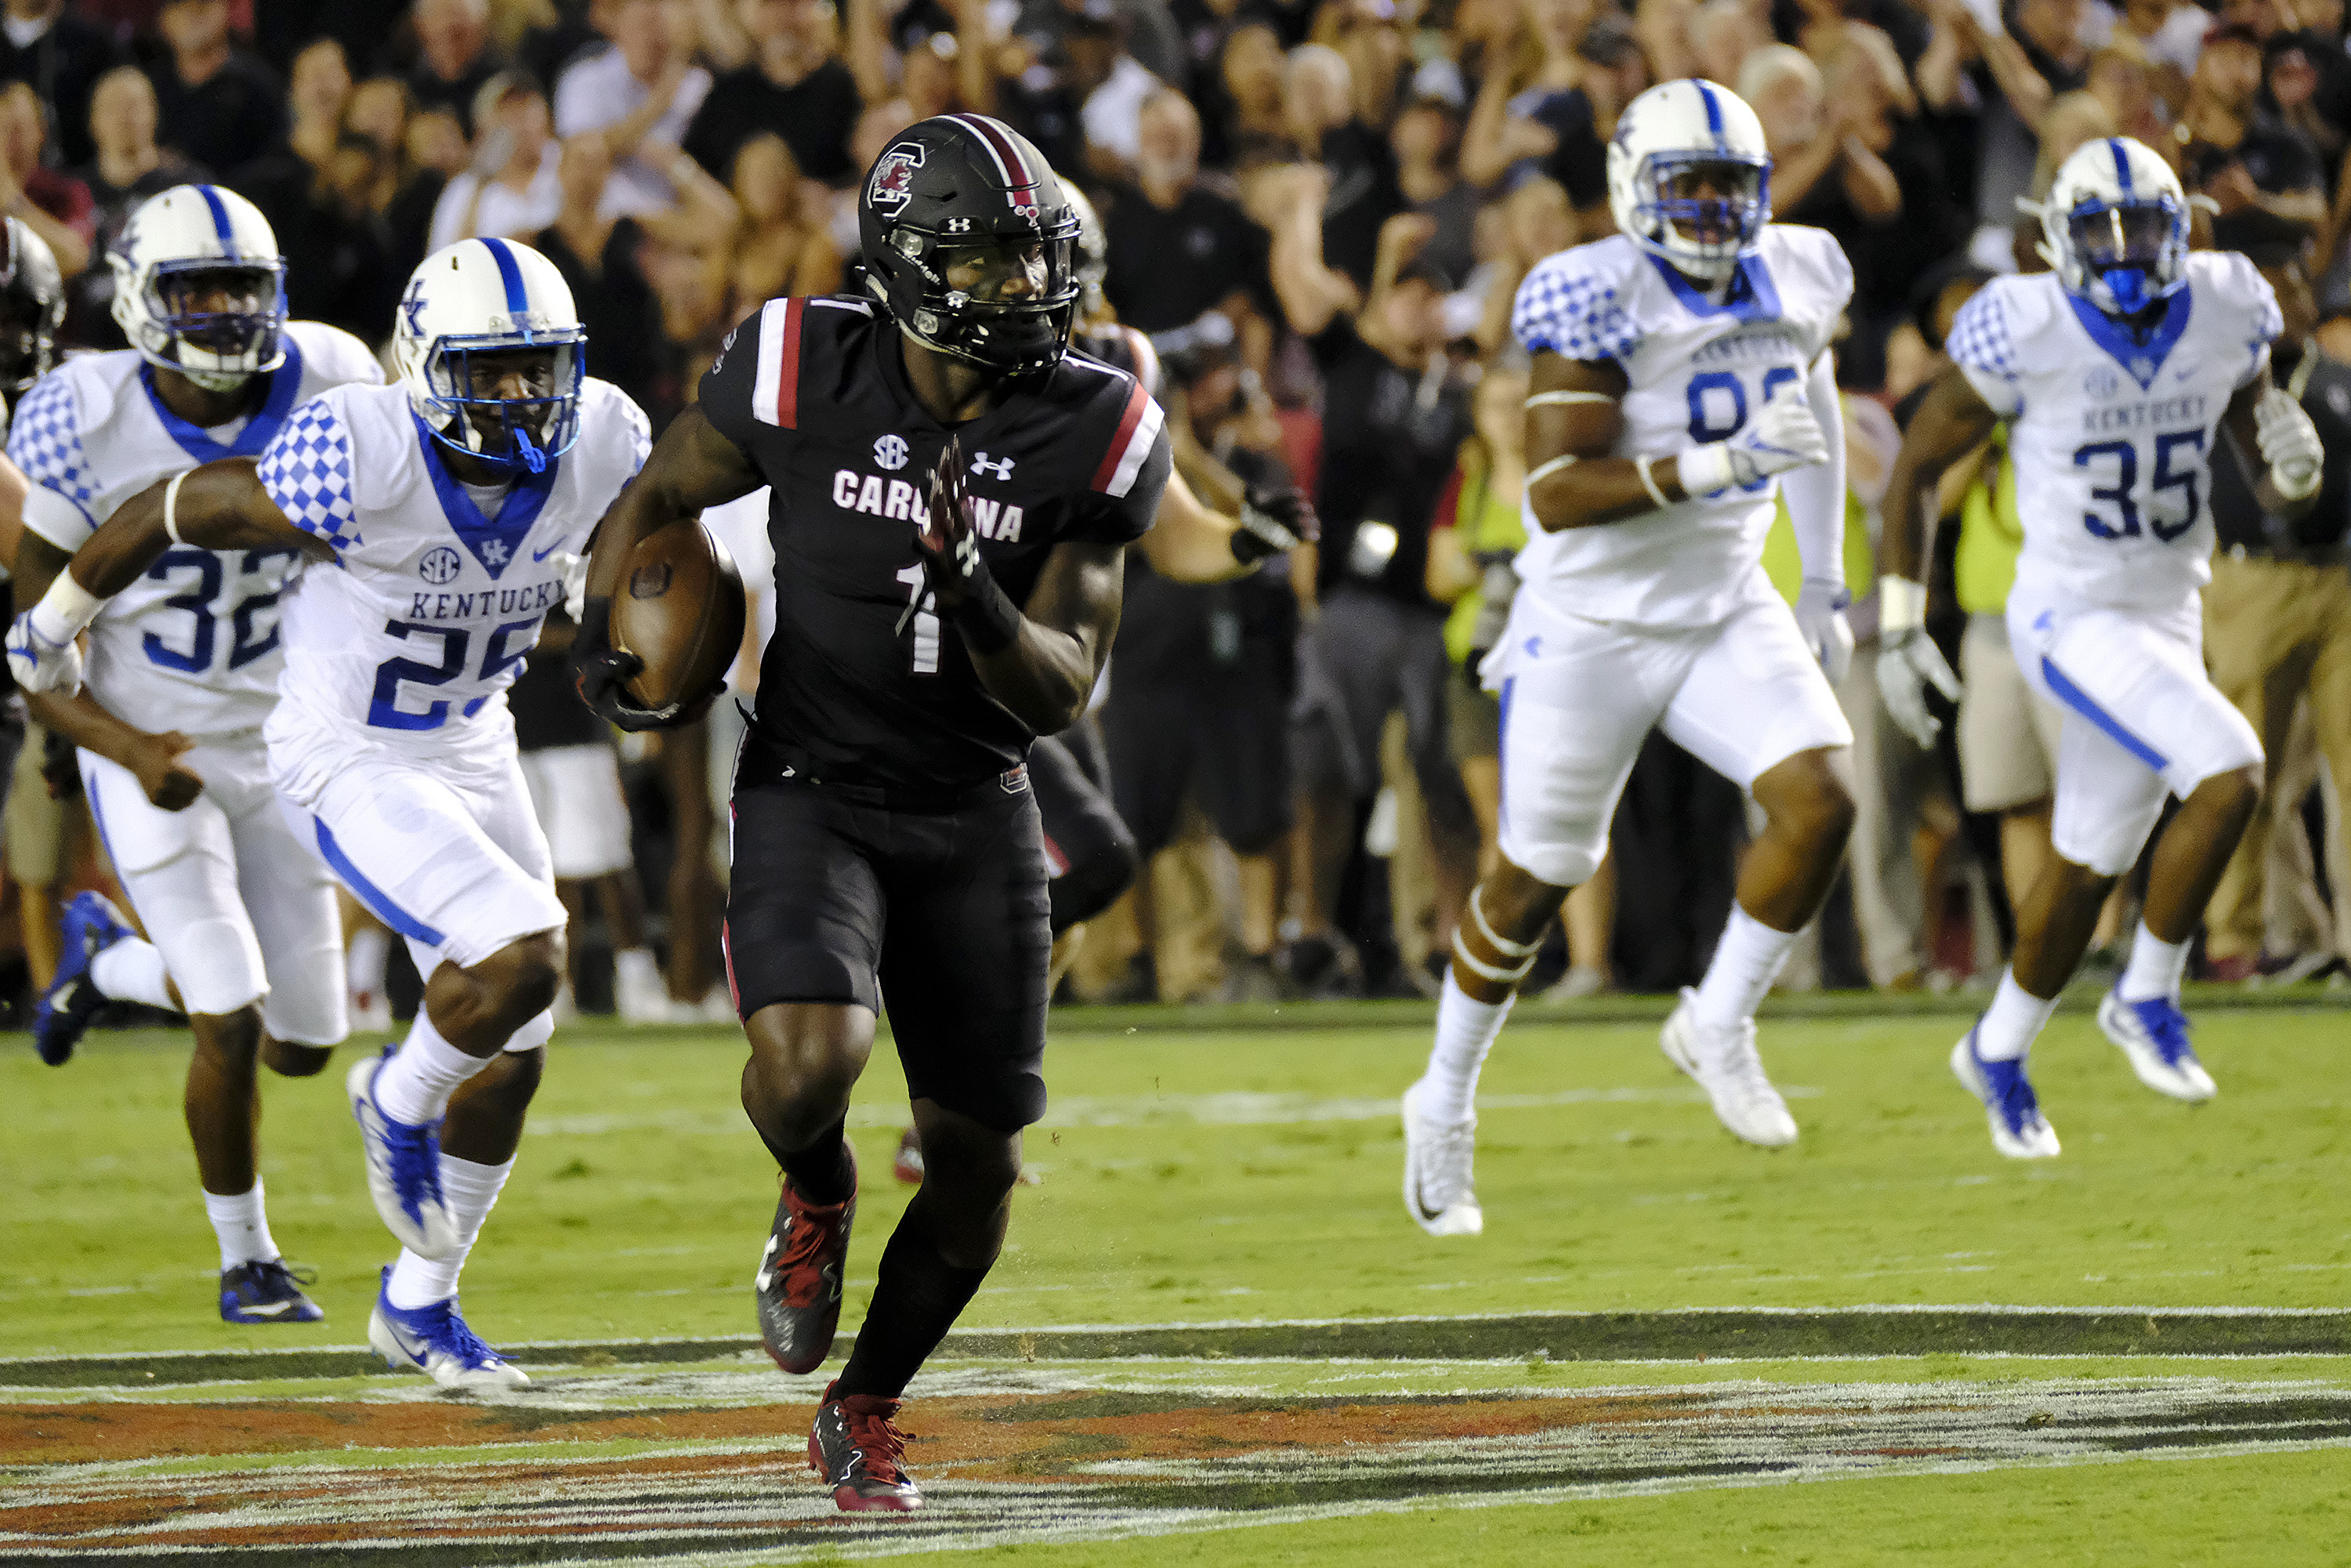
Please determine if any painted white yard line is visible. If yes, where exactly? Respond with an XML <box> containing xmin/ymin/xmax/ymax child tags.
<box><xmin>527</xmin><ymin>1085</ymin><xmax>1824</xmax><ymax>1139</ymax></box>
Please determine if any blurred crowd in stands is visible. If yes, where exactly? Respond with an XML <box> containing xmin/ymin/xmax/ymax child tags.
<box><xmin>2</xmin><ymin>0</ymin><xmax>2347</xmax><ymax>1024</ymax></box>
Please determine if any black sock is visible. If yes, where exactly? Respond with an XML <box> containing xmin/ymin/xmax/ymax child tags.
<box><xmin>773</xmin><ymin>1117</ymin><xmax>854</xmax><ymax>1207</ymax></box>
<box><xmin>831</xmin><ymin>1207</ymin><xmax>990</xmax><ymax>1400</ymax></box>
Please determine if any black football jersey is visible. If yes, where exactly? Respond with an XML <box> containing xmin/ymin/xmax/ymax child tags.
<box><xmin>700</xmin><ymin>295</ymin><xmax>1172</xmax><ymax>792</ymax></box>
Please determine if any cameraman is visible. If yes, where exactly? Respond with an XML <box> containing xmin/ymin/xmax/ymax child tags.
<box><xmin>1101</xmin><ymin>323</ymin><xmax>1303</xmax><ymax>997</ymax></box>
<box><xmin>1264</xmin><ymin>171</ymin><xmax>1479</xmax><ymax>992</ymax></box>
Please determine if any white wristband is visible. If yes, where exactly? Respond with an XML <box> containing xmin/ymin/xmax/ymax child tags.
<box><xmin>1675</xmin><ymin>442</ymin><xmax>1737</xmax><ymax>498</ymax></box>
<box><xmin>30</xmin><ymin>569</ymin><xmax>103</xmax><ymax>643</ymax></box>
<box><xmin>2271</xmin><ymin>462</ymin><xmax>2322</xmax><ymax>502</ymax></box>
<box><xmin>1878</xmin><ymin>574</ymin><xmax>1928</xmax><ymax>635</ymax></box>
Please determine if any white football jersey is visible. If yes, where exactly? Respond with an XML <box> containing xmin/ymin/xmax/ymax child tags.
<box><xmin>10</xmin><ymin>324</ymin><xmax>386</xmax><ymax>736</ymax></box>
<box><xmin>1947</xmin><ymin>252</ymin><xmax>2280</xmax><ymax>613</ymax></box>
<box><xmin>1509</xmin><ymin>225</ymin><xmax>1853</xmax><ymax>628</ymax></box>
<box><xmin>256</xmin><ymin>377</ymin><xmax>650</xmax><ymax>793</ymax></box>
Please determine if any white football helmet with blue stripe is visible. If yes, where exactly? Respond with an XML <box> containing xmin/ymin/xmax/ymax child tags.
<box><xmin>393</xmin><ymin>237</ymin><xmax>586</xmax><ymax>475</ymax></box>
<box><xmin>109</xmin><ymin>184</ymin><xmax>288</xmax><ymax>393</ymax></box>
<box><xmin>2037</xmin><ymin>136</ymin><xmax>2189</xmax><ymax>318</ymax></box>
<box><xmin>1605</xmin><ymin>78</ymin><xmax>1773</xmax><ymax>284</ymax></box>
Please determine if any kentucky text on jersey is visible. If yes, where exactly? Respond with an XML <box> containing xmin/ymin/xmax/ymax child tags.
<box><xmin>408</xmin><ymin>579</ymin><xmax>565</xmax><ymax>622</ymax></box>
<box><xmin>2083</xmin><ymin>393</ymin><xmax>2209</xmax><ymax>433</ymax></box>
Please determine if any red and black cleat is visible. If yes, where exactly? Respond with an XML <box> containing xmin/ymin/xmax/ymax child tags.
<box><xmin>808</xmin><ymin>1381</ymin><xmax>923</xmax><ymax>1512</ymax></box>
<box><xmin>754</xmin><ymin>1147</ymin><xmax>857</xmax><ymax>1375</ymax></box>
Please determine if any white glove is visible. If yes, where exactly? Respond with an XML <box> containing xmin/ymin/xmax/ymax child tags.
<box><xmin>6</xmin><ymin>608</ymin><xmax>83</xmax><ymax>695</ymax></box>
<box><xmin>1872</xmin><ymin>575</ymin><xmax>1961</xmax><ymax>748</ymax></box>
<box><xmin>6</xmin><ymin>572</ymin><xmax>104</xmax><ymax>696</ymax></box>
<box><xmin>2255</xmin><ymin>386</ymin><xmax>2324</xmax><ymax>500</ymax></box>
<box><xmin>1678</xmin><ymin>386</ymin><xmax>1832</xmax><ymax>496</ymax></box>
<box><xmin>1794</xmin><ymin>578</ymin><xmax>1854</xmax><ymax>684</ymax></box>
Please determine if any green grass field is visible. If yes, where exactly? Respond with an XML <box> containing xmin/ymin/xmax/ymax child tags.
<box><xmin>5</xmin><ymin>994</ymin><xmax>2350</xmax><ymax>1563</ymax></box>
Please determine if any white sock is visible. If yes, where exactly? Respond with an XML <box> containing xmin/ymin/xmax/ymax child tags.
<box><xmin>1975</xmin><ymin>968</ymin><xmax>2059</xmax><ymax>1061</ymax></box>
<box><xmin>2117</xmin><ymin>922</ymin><xmax>2190</xmax><ymax>1003</ymax></box>
<box><xmin>204</xmin><ymin>1182</ymin><xmax>281</xmax><ymax>1269</ymax></box>
<box><xmin>1690</xmin><ymin>904</ymin><xmax>1799</xmax><ymax>1030</ymax></box>
<box><xmin>349</xmin><ymin>926</ymin><xmax>389</xmax><ymax>1001</ymax></box>
<box><xmin>371</xmin><ymin>1009</ymin><xmax>493</xmax><ymax>1126</ymax></box>
<box><xmin>386</xmin><ymin>1154</ymin><xmax>513</xmax><ymax>1308</ymax></box>
<box><xmin>90</xmin><ymin>937</ymin><xmax>175</xmax><ymax>1009</ymax></box>
<box><xmin>1418</xmin><ymin>972</ymin><xmax>1512</xmax><ymax>1125</ymax></box>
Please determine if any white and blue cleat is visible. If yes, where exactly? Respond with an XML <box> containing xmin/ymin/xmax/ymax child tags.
<box><xmin>368</xmin><ymin>1267</ymin><xmax>529</xmax><ymax>1390</ymax></box>
<box><xmin>346</xmin><ymin>1050</ymin><xmax>462</xmax><ymax>1259</ymax></box>
<box><xmin>34</xmin><ymin>892</ymin><xmax>133</xmax><ymax>1066</ymax></box>
<box><xmin>2097</xmin><ymin>989</ymin><xmax>2217</xmax><ymax>1103</ymax></box>
<box><xmin>1951</xmin><ymin>1028</ymin><xmax>2060</xmax><ymax>1160</ymax></box>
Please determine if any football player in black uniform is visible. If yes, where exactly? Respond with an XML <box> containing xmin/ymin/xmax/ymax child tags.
<box><xmin>573</xmin><ymin>114</ymin><xmax>1172</xmax><ymax>1514</ymax></box>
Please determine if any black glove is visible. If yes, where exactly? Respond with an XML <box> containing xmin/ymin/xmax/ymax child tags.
<box><xmin>911</xmin><ymin>434</ymin><xmax>1021</xmax><ymax>654</ymax></box>
<box><xmin>1232</xmin><ymin>484</ymin><xmax>1318</xmax><ymax>565</ymax></box>
<box><xmin>568</xmin><ymin>594</ymin><xmax>675</xmax><ymax>732</ymax></box>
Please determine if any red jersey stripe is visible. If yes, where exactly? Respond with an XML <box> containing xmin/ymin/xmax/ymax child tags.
<box><xmin>1089</xmin><ymin>378</ymin><xmax>1150</xmax><ymax>492</ymax></box>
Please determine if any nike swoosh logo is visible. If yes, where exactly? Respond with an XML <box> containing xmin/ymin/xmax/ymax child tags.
<box><xmin>1410</xmin><ymin>1175</ymin><xmax>1442</xmax><ymax>1223</ymax></box>
<box><xmin>236</xmin><ymin>1298</ymin><xmax>301</xmax><ymax>1317</ymax></box>
<box><xmin>531</xmin><ymin>542</ymin><xmax>564</xmax><ymax>562</ymax></box>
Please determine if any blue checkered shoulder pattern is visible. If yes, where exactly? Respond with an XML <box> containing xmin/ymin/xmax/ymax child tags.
<box><xmin>8</xmin><ymin>373</ymin><xmax>96</xmax><ymax>531</ymax></box>
<box><xmin>1512</xmin><ymin>258</ymin><xmax>1641</xmax><ymax>363</ymax></box>
<box><xmin>1945</xmin><ymin>288</ymin><xmax>2022</xmax><ymax>387</ymax></box>
<box><xmin>258</xmin><ymin>398</ymin><xmax>360</xmax><ymax>556</ymax></box>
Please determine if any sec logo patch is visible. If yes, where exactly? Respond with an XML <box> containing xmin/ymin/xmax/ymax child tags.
<box><xmin>420</xmin><ymin>546</ymin><xmax>462</xmax><ymax>584</ymax></box>
<box><xmin>874</xmin><ymin>434</ymin><xmax>909</xmax><ymax>471</ymax></box>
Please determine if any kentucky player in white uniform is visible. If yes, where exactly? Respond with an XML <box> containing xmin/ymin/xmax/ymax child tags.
<box><xmin>11</xmin><ymin>237</ymin><xmax>653</xmax><ymax>1385</ymax></box>
<box><xmin>1878</xmin><ymin>139</ymin><xmax>2320</xmax><ymax>1158</ymax></box>
<box><xmin>8</xmin><ymin>186</ymin><xmax>380</xmax><ymax>1324</ymax></box>
<box><xmin>1400</xmin><ymin>80</ymin><xmax>1860</xmax><ymax>1235</ymax></box>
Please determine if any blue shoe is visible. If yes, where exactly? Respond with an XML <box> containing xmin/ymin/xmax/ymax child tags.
<box><xmin>367</xmin><ymin>1266</ymin><xmax>528</xmax><ymax>1390</ymax></box>
<box><xmin>346</xmin><ymin>1050</ymin><xmax>461</xmax><ymax>1258</ymax></box>
<box><xmin>33</xmin><ymin>893</ymin><xmax>132</xmax><ymax>1066</ymax></box>
<box><xmin>2097</xmin><ymin>988</ymin><xmax>2217</xmax><ymax>1103</ymax></box>
<box><xmin>1950</xmin><ymin>1027</ymin><xmax>2060</xmax><ymax>1159</ymax></box>
<box><xmin>219</xmin><ymin>1259</ymin><xmax>325</xmax><ymax>1324</ymax></box>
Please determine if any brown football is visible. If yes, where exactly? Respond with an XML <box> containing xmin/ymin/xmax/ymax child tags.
<box><xmin>612</xmin><ymin>518</ymin><xmax>748</xmax><ymax>720</ymax></box>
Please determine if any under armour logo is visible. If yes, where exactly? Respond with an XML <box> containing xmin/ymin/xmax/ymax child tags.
<box><xmin>401</xmin><ymin>279</ymin><xmax>428</xmax><ymax>336</ymax></box>
<box><xmin>969</xmin><ymin>451</ymin><xmax>1013</xmax><ymax>480</ymax></box>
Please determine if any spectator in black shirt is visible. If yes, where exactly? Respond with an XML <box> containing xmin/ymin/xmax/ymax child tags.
<box><xmin>1102</xmin><ymin>90</ymin><xmax>1268</xmax><ymax>331</ymax></box>
<box><xmin>0</xmin><ymin>0</ymin><xmax>126</xmax><ymax>172</ymax></box>
<box><xmin>1284</xmin><ymin>42</ymin><xmax>1398</xmax><ymax>292</ymax></box>
<box><xmin>683</xmin><ymin>0</ymin><xmax>861</xmax><ymax>186</ymax></box>
<box><xmin>229</xmin><ymin>37</ymin><xmax>351</xmax><ymax>226</ymax></box>
<box><xmin>1389</xmin><ymin>93</ymin><xmax>1475</xmax><ymax>289</ymax></box>
<box><xmin>535</xmin><ymin>132</ymin><xmax>676</xmax><ymax>424</ymax></box>
<box><xmin>408</xmin><ymin>0</ymin><xmax>509</xmax><ymax>137</ymax></box>
<box><xmin>1266</xmin><ymin>165</ymin><xmax>1477</xmax><ymax>990</ymax></box>
<box><xmin>72</xmin><ymin>64</ymin><xmax>206</xmax><ymax>349</ymax></box>
<box><xmin>148</xmin><ymin>0</ymin><xmax>288</xmax><ymax>179</ymax></box>
<box><xmin>2180</xmin><ymin>24</ymin><xmax>2327</xmax><ymax>242</ymax></box>
<box><xmin>2201</xmin><ymin>235</ymin><xmax>2351</xmax><ymax>980</ymax></box>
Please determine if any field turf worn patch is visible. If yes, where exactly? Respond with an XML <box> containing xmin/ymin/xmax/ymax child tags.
<box><xmin>4</xmin><ymin>1371</ymin><xmax>2349</xmax><ymax>1563</ymax></box>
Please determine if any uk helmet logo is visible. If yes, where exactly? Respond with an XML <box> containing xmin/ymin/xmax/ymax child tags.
<box><xmin>869</xmin><ymin>143</ymin><xmax>924</xmax><ymax>214</ymax></box>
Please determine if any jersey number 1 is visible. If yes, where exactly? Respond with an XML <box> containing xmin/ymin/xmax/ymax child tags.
<box><xmin>895</xmin><ymin>564</ymin><xmax>940</xmax><ymax>675</ymax></box>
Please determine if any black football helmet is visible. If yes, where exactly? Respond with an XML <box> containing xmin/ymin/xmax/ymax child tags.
<box><xmin>0</xmin><ymin>216</ymin><xmax>63</xmax><ymax>404</ymax></box>
<box><xmin>858</xmin><ymin>114</ymin><xmax>1081</xmax><ymax>377</ymax></box>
